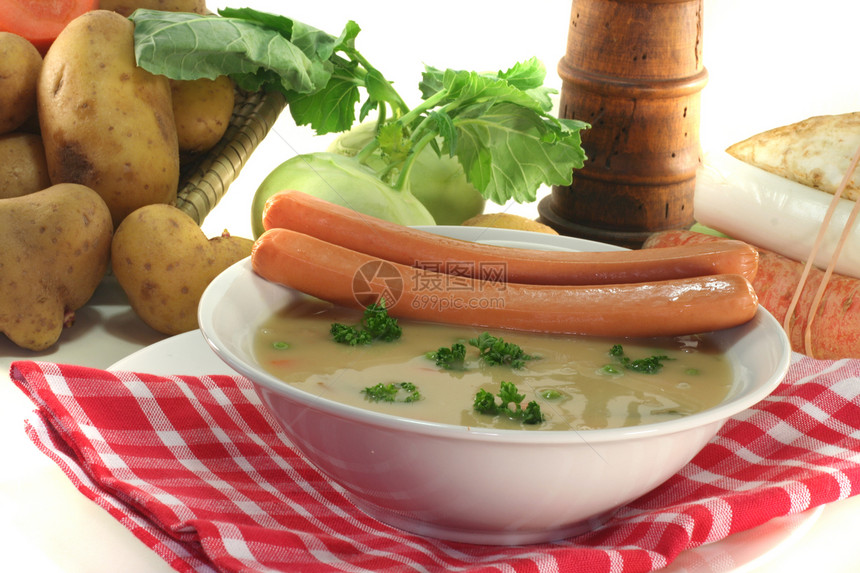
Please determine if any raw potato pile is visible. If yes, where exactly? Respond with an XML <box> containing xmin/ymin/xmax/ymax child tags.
<box><xmin>0</xmin><ymin>3</ymin><xmax>253</xmax><ymax>351</ymax></box>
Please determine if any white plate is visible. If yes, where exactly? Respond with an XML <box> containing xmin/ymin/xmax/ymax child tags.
<box><xmin>110</xmin><ymin>329</ymin><xmax>232</xmax><ymax>375</ymax></box>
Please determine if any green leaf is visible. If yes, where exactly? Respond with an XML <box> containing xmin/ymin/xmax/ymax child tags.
<box><xmin>411</xmin><ymin>61</ymin><xmax>588</xmax><ymax>202</ymax></box>
<box><xmin>418</xmin><ymin>65</ymin><xmax>446</xmax><ymax>100</ymax></box>
<box><xmin>376</xmin><ymin>123</ymin><xmax>411</xmax><ymax>164</ymax></box>
<box><xmin>428</xmin><ymin>111</ymin><xmax>457</xmax><ymax>156</ymax></box>
<box><xmin>287</xmin><ymin>74</ymin><xmax>362</xmax><ymax>134</ymax></box>
<box><xmin>451</xmin><ymin>101</ymin><xmax>587</xmax><ymax>204</ymax></box>
<box><xmin>420</xmin><ymin>58</ymin><xmax>553</xmax><ymax>113</ymax></box>
<box><xmin>130</xmin><ymin>9</ymin><xmax>332</xmax><ymax>95</ymax></box>
<box><xmin>217</xmin><ymin>8</ymin><xmax>339</xmax><ymax>62</ymax></box>
<box><xmin>441</xmin><ymin>69</ymin><xmax>548</xmax><ymax>115</ymax></box>
<box><xmin>363</xmin><ymin>68</ymin><xmax>403</xmax><ymax>115</ymax></box>
<box><xmin>287</xmin><ymin>21</ymin><xmax>403</xmax><ymax>134</ymax></box>
<box><xmin>496</xmin><ymin>57</ymin><xmax>547</xmax><ymax>91</ymax></box>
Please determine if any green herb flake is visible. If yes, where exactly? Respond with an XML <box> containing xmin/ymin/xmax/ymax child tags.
<box><xmin>331</xmin><ymin>301</ymin><xmax>401</xmax><ymax>346</ymax></box>
<box><xmin>607</xmin><ymin>344</ymin><xmax>672</xmax><ymax>375</ymax></box>
<box><xmin>272</xmin><ymin>341</ymin><xmax>290</xmax><ymax>350</ymax></box>
<box><xmin>473</xmin><ymin>381</ymin><xmax>544</xmax><ymax>425</ymax></box>
<box><xmin>362</xmin><ymin>382</ymin><xmax>422</xmax><ymax>403</ymax></box>
<box><xmin>361</xmin><ymin>303</ymin><xmax>402</xmax><ymax>342</ymax></box>
<box><xmin>427</xmin><ymin>342</ymin><xmax>467</xmax><ymax>370</ymax></box>
<box><xmin>469</xmin><ymin>332</ymin><xmax>536</xmax><ymax>369</ymax></box>
<box><xmin>539</xmin><ymin>389</ymin><xmax>564</xmax><ymax>400</ymax></box>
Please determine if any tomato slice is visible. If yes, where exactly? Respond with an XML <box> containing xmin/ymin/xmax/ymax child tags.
<box><xmin>0</xmin><ymin>0</ymin><xmax>99</xmax><ymax>55</ymax></box>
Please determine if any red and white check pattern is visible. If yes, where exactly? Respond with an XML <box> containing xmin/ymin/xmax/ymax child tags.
<box><xmin>10</xmin><ymin>354</ymin><xmax>860</xmax><ymax>573</ymax></box>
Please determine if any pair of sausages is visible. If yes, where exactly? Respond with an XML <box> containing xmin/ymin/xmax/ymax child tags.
<box><xmin>251</xmin><ymin>191</ymin><xmax>760</xmax><ymax>338</ymax></box>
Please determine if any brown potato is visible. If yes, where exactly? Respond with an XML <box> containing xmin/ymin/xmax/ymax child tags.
<box><xmin>111</xmin><ymin>203</ymin><xmax>253</xmax><ymax>335</ymax></box>
<box><xmin>171</xmin><ymin>76</ymin><xmax>235</xmax><ymax>156</ymax></box>
<box><xmin>0</xmin><ymin>183</ymin><xmax>113</xmax><ymax>351</ymax></box>
<box><xmin>98</xmin><ymin>0</ymin><xmax>206</xmax><ymax>16</ymax></box>
<box><xmin>0</xmin><ymin>133</ymin><xmax>52</xmax><ymax>199</ymax></box>
<box><xmin>0</xmin><ymin>32</ymin><xmax>42</xmax><ymax>135</ymax></box>
<box><xmin>38</xmin><ymin>10</ymin><xmax>180</xmax><ymax>228</ymax></box>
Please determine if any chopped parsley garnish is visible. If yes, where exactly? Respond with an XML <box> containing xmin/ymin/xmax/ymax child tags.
<box><xmin>468</xmin><ymin>332</ymin><xmax>536</xmax><ymax>368</ymax></box>
<box><xmin>362</xmin><ymin>382</ymin><xmax>422</xmax><ymax>403</ymax></box>
<box><xmin>330</xmin><ymin>301</ymin><xmax>402</xmax><ymax>346</ymax></box>
<box><xmin>427</xmin><ymin>342</ymin><xmax>467</xmax><ymax>370</ymax></box>
<box><xmin>606</xmin><ymin>344</ymin><xmax>672</xmax><ymax>374</ymax></box>
<box><xmin>473</xmin><ymin>381</ymin><xmax>544</xmax><ymax>425</ymax></box>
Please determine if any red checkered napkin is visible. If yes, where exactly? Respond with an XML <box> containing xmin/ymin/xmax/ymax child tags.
<box><xmin>10</xmin><ymin>355</ymin><xmax>860</xmax><ymax>573</ymax></box>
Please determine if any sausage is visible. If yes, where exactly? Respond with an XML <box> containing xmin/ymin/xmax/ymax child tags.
<box><xmin>261</xmin><ymin>191</ymin><xmax>759</xmax><ymax>285</ymax></box>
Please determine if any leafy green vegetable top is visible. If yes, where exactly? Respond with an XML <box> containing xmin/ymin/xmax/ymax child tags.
<box><xmin>130</xmin><ymin>8</ymin><xmax>404</xmax><ymax>134</ymax></box>
<box><xmin>128</xmin><ymin>7</ymin><xmax>588</xmax><ymax>205</ymax></box>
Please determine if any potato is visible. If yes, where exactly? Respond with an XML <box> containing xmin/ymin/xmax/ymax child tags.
<box><xmin>0</xmin><ymin>183</ymin><xmax>113</xmax><ymax>351</ymax></box>
<box><xmin>98</xmin><ymin>0</ymin><xmax>206</xmax><ymax>16</ymax></box>
<box><xmin>38</xmin><ymin>10</ymin><xmax>180</xmax><ymax>228</ymax></box>
<box><xmin>0</xmin><ymin>32</ymin><xmax>42</xmax><ymax>135</ymax></box>
<box><xmin>111</xmin><ymin>204</ymin><xmax>253</xmax><ymax>335</ymax></box>
<box><xmin>171</xmin><ymin>76</ymin><xmax>235</xmax><ymax>157</ymax></box>
<box><xmin>0</xmin><ymin>133</ymin><xmax>52</xmax><ymax>199</ymax></box>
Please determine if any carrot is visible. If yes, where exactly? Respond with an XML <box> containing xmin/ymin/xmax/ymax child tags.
<box><xmin>789</xmin><ymin>141</ymin><xmax>860</xmax><ymax>354</ymax></box>
<box><xmin>261</xmin><ymin>190</ymin><xmax>759</xmax><ymax>285</ymax></box>
<box><xmin>643</xmin><ymin>229</ymin><xmax>860</xmax><ymax>359</ymax></box>
<box><xmin>0</xmin><ymin>0</ymin><xmax>98</xmax><ymax>55</ymax></box>
<box><xmin>252</xmin><ymin>227</ymin><xmax>759</xmax><ymax>338</ymax></box>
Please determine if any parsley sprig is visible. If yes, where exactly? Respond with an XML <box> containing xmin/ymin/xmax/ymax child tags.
<box><xmin>474</xmin><ymin>381</ymin><xmax>544</xmax><ymax>425</ymax></box>
<box><xmin>330</xmin><ymin>302</ymin><xmax>401</xmax><ymax>346</ymax></box>
<box><xmin>605</xmin><ymin>344</ymin><xmax>672</xmax><ymax>374</ymax></box>
<box><xmin>469</xmin><ymin>332</ymin><xmax>536</xmax><ymax>368</ymax></box>
<box><xmin>362</xmin><ymin>382</ymin><xmax>422</xmax><ymax>403</ymax></box>
<box><xmin>427</xmin><ymin>342</ymin><xmax>467</xmax><ymax>370</ymax></box>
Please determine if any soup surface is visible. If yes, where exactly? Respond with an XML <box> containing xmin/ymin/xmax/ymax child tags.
<box><xmin>254</xmin><ymin>297</ymin><xmax>733</xmax><ymax>431</ymax></box>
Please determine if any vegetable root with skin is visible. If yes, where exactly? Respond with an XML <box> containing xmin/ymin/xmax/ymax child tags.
<box><xmin>262</xmin><ymin>190</ymin><xmax>760</xmax><ymax>285</ymax></box>
<box><xmin>643</xmin><ymin>229</ymin><xmax>860</xmax><ymax>359</ymax></box>
<box><xmin>252</xmin><ymin>227</ymin><xmax>759</xmax><ymax>338</ymax></box>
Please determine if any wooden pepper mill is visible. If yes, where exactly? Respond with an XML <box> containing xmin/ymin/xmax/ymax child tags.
<box><xmin>538</xmin><ymin>0</ymin><xmax>708</xmax><ymax>248</ymax></box>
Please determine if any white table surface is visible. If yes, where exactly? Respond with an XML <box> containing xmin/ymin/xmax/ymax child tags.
<box><xmin>2</xmin><ymin>1</ymin><xmax>858</xmax><ymax>571</ymax></box>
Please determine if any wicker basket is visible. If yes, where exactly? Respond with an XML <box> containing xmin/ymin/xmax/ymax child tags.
<box><xmin>174</xmin><ymin>87</ymin><xmax>287</xmax><ymax>225</ymax></box>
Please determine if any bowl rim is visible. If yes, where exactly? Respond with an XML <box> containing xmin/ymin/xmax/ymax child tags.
<box><xmin>199</xmin><ymin>229</ymin><xmax>792</xmax><ymax>446</ymax></box>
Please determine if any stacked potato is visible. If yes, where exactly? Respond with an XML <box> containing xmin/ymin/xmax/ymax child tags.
<box><xmin>0</xmin><ymin>3</ymin><xmax>253</xmax><ymax>351</ymax></box>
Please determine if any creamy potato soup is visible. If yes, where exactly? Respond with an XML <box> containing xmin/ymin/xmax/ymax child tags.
<box><xmin>254</xmin><ymin>297</ymin><xmax>733</xmax><ymax>431</ymax></box>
